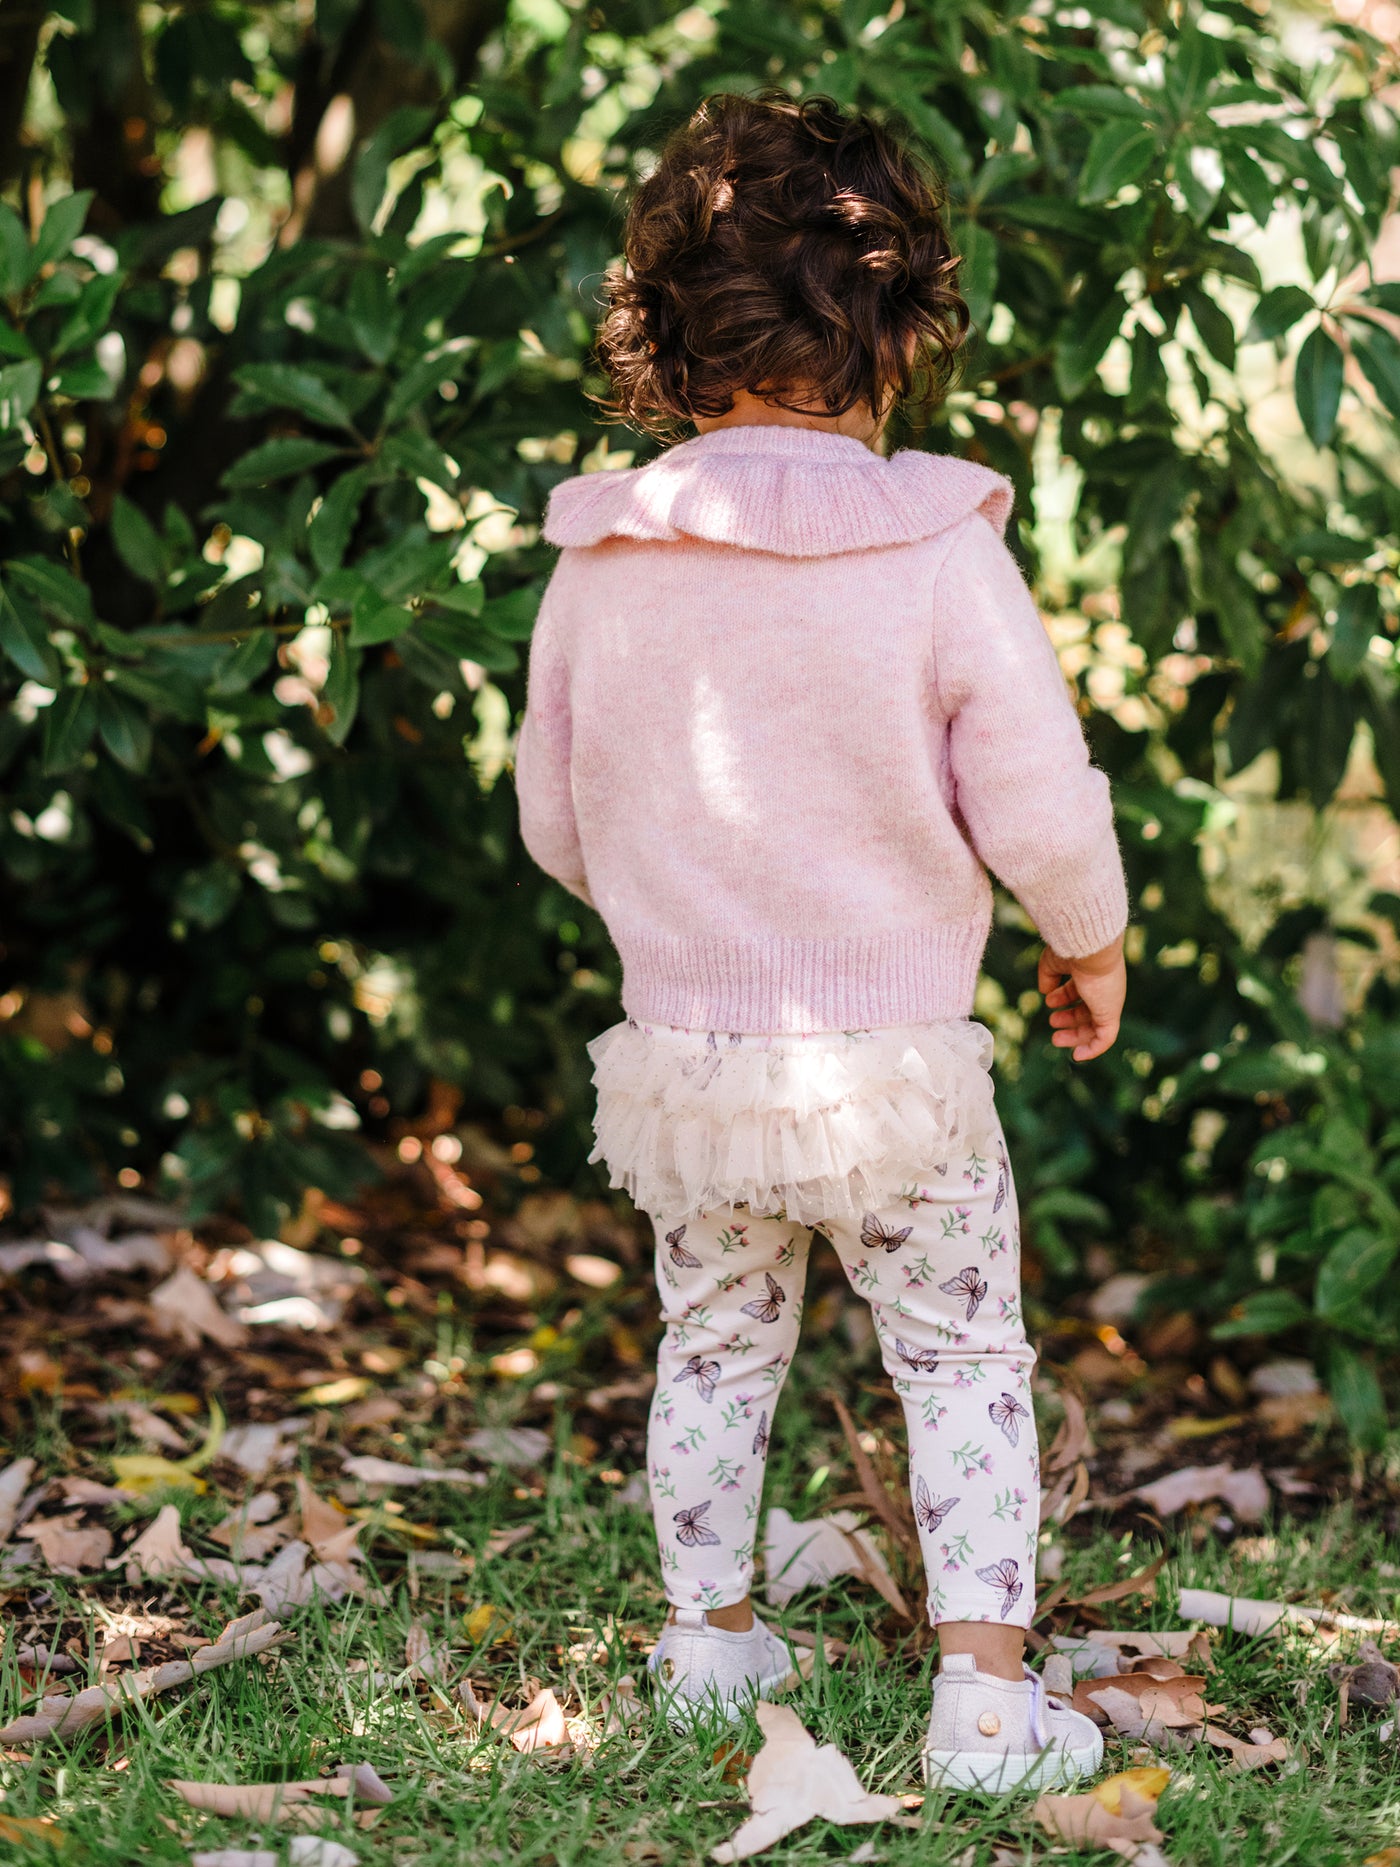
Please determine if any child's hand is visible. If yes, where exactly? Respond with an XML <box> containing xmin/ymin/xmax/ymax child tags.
<box><xmin>1037</xmin><ymin>935</ymin><xmax>1126</xmax><ymax>1062</ymax></box>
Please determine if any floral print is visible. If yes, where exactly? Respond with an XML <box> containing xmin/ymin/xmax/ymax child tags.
<box><xmin>647</xmin><ymin>1119</ymin><xmax>1039</xmax><ymax>1626</ymax></box>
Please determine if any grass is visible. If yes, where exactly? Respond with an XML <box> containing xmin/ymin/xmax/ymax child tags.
<box><xmin>3</xmin><ymin>1335</ymin><xmax>1400</xmax><ymax>1866</ymax></box>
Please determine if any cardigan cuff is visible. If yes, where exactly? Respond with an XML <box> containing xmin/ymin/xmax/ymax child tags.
<box><xmin>1023</xmin><ymin>859</ymin><xmax>1130</xmax><ymax>959</ymax></box>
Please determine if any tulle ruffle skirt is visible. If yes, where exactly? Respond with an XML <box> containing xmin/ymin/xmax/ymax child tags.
<box><xmin>587</xmin><ymin>1017</ymin><xmax>999</xmax><ymax>1226</ymax></box>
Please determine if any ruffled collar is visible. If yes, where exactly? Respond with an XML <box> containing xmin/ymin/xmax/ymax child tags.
<box><xmin>542</xmin><ymin>424</ymin><xmax>1014</xmax><ymax>558</ymax></box>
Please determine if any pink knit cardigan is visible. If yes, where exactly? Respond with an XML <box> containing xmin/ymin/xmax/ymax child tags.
<box><xmin>516</xmin><ymin>424</ymin><xmax>1129</xmax><ymax>1035</ymax></box>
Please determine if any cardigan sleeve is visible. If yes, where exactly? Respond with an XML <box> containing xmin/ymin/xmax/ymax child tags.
<box><xmin>933</xmin><ymin>515</ymin><xmax>1129</xmax><ymax>957</ymax></box>
<box><xmin>514</xmin><ymin>584</ymin><xmax>593</xmax><ymax>908</ymax></box>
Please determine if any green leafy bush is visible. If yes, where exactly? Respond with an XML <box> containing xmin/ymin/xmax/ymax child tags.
<box><xmin>1</xmin><ymin>2</ymin><xmax>1397</xmax><ymax>1422</ymax></box>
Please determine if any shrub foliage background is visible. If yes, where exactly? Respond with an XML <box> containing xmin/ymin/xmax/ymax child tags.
<box><xmin>1</xmin><ymin>0</ymin><xmax>1398</xmax><ymax>1435</ymax></box>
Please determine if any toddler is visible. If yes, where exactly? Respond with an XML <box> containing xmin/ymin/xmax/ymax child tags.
<box><xmin>516</xmin><ymin>91</ymin><xmax>1128</xmax><ymax>1792</ymax></box>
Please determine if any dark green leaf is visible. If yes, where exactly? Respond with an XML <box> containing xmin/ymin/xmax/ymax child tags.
<box><xmin>1331</xmin><ymin>583</ymin><xmax>1380</xmax><ymax>683</ymax></box>
<box><xmin>321</xmin><ymin>630</ymin><xmax>359</xmax><ymax>743</ymax></box>
<box><xmin>40</xmin><ymin>683</ymin><xmax>98</xmax><ymax>773</ymax></box>
<box><xmin>1185</xmin><ymin>285</ymin><xmax>1236</xmax><ymax>369</ymax></box>
<box><xmin>479</xmin><ymin>585</ymin><xmax>540</xmax><ymax>640</ymax></box>
<box><xmin>1327</xmin><ymin>1343</ymin><xmax>1387</xmax><ymax>1447</ymax></box>
<box><xmin>233</xmin><ymin>362</ymin><xmax>358</xmax><ymax>433</ymax></box>
<box><xmin>209</xmin><ymin>630</ymin><xmax>277</xmax><ymax>696</ymax></box>
<box><xmin>0</xmin><ymin>586</ymin><xmax>61</xmax><ymax>683</ymax></box>
<box><xmin>0</xmin><ymin>200</ymin><xmax>31</xmax><ymax>293</ymax></box>
<box><xmin>351</xmin><ymin>104</ymin><xmax>437</xmax><ymax>233</ymax></box>
<box><xmin>1352</xmin><ymin>326</ymin><xmax>1400</xmax><ymax>424</ymax></box>
<box><xmin>7</xmin><ymin>556</ymin><xmax>94</xmax><ymax>628</ymax></box>
<box><xmin>0</xmin><ymin>358</ymin><xmax>41</xmax><ymax>427</ymax></box>
<box><xmin>1221</xmin><ymin>143</ymin><xmax>1275</xmax><ymax>224</ymax></box>
<box><xmin>383</xmin><ymin>338</ymin><xmax>472</xmax><ymax>427</ymax></box>
<box><xmin>1246</xmin><ymin>285</ymin><xmax>1314</xmax><ymax>344</ymax></box>
<box><xmin>347</xmin><ymin>266</ymin><xmax>398</xmax><ymax>365</ymax></box>
<box><xmin>955</xmin><ymin>222</ymin><xmax>998</xmax><ymax>335</ymax></box>
<box><xmin>95</xmin><ymin>684</ymin><xmax>153</xmax><ymax>772</ymax></box>
<box><xmin>1055</xmin><ymin>291</ymin><xmax>1126</xmax><ymax>400</ymax></box>
<box><xmin>1125</xmin><ymin>457</ymin><xmax>1191</xmax><ymax>578</ymax></box>
<box><xmin>222</xmin><ymin>437</ymin><xmax>347</xmax><ymax>487</ymax></box>
<box><xmin>309</xmin><ymin>465</ymin><xmax>373</xmax><ymax>576</ymax></box>
<box><xmin>1294</xmin><ymin>324</ymin><xmax>1344</xmax><ymax>446</ymax></box>
<box><xmin>110</xmin><ymin>495</ymin><xmax>168</xmax><ymax>586</ymax></box>
<box><xmin>348</xmin><ymin>602</ymin><xmax>413</xmax><ymax>647</ymax></box>
<box><xmin>174</xmin><ymin>859</ymin><xmax>242</xmax><ymax>931</ymax></box>
<box><xmin>50</xmin><ymin>359</ymin><xmax>113</xmax><ymax>400</ymax></box>
<box><xmin>31</xmin><ymin>189</ymin><xmax>93</xmax><ymax>271</ymax></box>
<box><xmin>1210</xmin><ymin>1289</ymin><xmax>1311</xmax><ymax>1339</ymax></box>
<box><xmin>1316</xmin><ymin>1225</ymin><xmax>1399</xmax><ymax>1321</ymax></box>
<box><xmin>1079</xmin><ymin>120</ymin><xmax>1157</xmax><ymax>204</ymax></box>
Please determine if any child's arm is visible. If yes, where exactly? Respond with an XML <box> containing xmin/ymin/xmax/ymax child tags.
<box><xmin>515</xmin><ymin>591</ymin><xmax>593</xmax><ymax>907</ymax></box>
<box><xmin>934</xmin><ymin>516</ymin><xmax>1128</xmax><ymax>1056</ymax></box>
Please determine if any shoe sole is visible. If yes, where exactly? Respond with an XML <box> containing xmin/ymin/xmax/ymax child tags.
<box><xmin>923</xmin><ymin>1732</ymin><xmax>1104</xmax><ymax>1794</ymax></box>
<box><xmin>652</xmin><ymin>1659</ymin><xmax>797</xmax><ymax>1731</ymax></box>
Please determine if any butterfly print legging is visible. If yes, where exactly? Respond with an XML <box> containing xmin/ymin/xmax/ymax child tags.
<box><xmin>647</xmin><ymin>1128</ymin><xmax>1039</xmax><ymax>1627</ymax></box>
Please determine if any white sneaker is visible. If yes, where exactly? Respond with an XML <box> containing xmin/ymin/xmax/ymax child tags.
<box><xmin>647</xmin><ymin>1607</ymin><xmax>796</xmax><ymax>1728</ymax></box>
<box><xmin>923</xmin><ymin>1653</ymin><xmax>1104</xmax><ymax>1793</ymax></box>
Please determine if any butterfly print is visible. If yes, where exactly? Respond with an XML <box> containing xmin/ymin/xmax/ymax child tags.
<box><xmin>676</xmin><ymin>1355</ymin><xmax>721</xmax><ymax>1403</ymax></box>
<box><xmin>860</xmin><ymin>1214</ymin><xmax>913</xmax><ymax>1254</ymax></box>
<box><xmin>752</xmin><ymin>1409</ymin><xmax>770</xmax><ymax>1458</ymax></box>
<box><xmin>975</xmin><ymin>1556</ymin><xmax>1023</xmax><ymax>1619</ymax></box>
<box><xmin>992</xmin><ymin>1172</ymin><xmax>1006</xmax><ymax>1213</ymax></box>
<box><xmin>895</xmin><ymin>1337</ymin><xmax>940</xmax><ymax>1373</ymax></box>
<box><xmin>673</xmin><ymin>1499</ymin><xmax>722</xmax><ymax>1548</ymax></box>
<box><xmin>988</xmin><ymin>1391</ymin><xmax>1030</xmax><ymax>1446</ymax></box>
<box><xmin>914</xmin><ymin>1476</ymin><xmax>959</xmax><ymax>1535</ymax></box>
<box><xmin>666</xmin><ymin>1224</ymin><xmax>701</xmax><ymax>1270</ymax></box>
<box><xmin>740</xmin><ymin>1272</ymin><xmax>786</xmax><ymax>1324</ymax></box>
<box><xmin>939</xmin><ymin>1265</ymin><xmax>989</xmax><ymax>1321</ymax></box>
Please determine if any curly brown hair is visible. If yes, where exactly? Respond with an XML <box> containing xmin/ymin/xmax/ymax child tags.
<box><xmin>592</xmin><ymin>90</ymin><xmax>969</xmax><ymax>441</ymax></box>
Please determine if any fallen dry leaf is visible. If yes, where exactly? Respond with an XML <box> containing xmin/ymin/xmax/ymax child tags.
<box><xmin>404</xmin><ymin>1621</ymin><xmax>452</xmax><ymax>1681</ymax></box>
<box><xmin>170</xmin><ymin>1761</ymin><xmax>392</xmax><ymax>1822</ymax></box>
<box><xmin>1093</xmin><ymin>1766</ymin><xmax>1172</xmax><ymax>1812</ymax></box>
<box><xmin>709</xmin><ymin>1700</ymin><xmax>907</xmax><ymax>1862</ymax></box>
<box><xmin>0</xmin><ymin>1608</ymin><xmax>287</xmax><ymax>1742</ymax></box>
<box><xmin>461</xmin><ymin>1680</ymin><xmax>571</xmax><ymax>1751</ymax></box>
<box><xmin>251</xmin><ymin>1539</ymin><xmax>369</xmax><ymax>1615</ymax></box>
<box><xmin>341</xmin><ymin>1456</ymin><xmax>484</xmax><ymax>1489</ymax></box>
<box><xmin>463</xmin><ymin>1603</ymin><xmax>513</xmax><ymax>1645</ymax></box>
<box><xmin>55</xmin><ymin>1476</ymin><xmax>136</xmax><ymax>1507</ymax></box>
<box><xmin>107</xmin><ymin>1502</ymin><xmax>198</xmax><ymax>1580</ymax></box>
<box><xmin>1075</xmin><ymin>1664</ymin><xmax>1207</xmax><ymax>1739</ymax></box>
<box><xmin>0</xmin><ymin>1456</ymin><xmax>36</xmax><ymax>1542</ymax></box>
<box><xmin>288</xmin><ymin>1839</ymin><xmax>359</xmax><ymax>1867</ymax></box>
<box><xmin>763</xmin><ymin>1507</ymin><xmax>908</xmax><ymax>1616</ymax></box>
<box><xmin>149</xmin><ymin>1263</ymin><xmax>248</xmax><ymax>1349</ymax></box>
<box><xmin>826</xmin><ymin>1392</ymin><xmax>919</xmax><ymax>1560</ymax></box>
<box><xmin>219</xmin><ymin>1419</ymin><xmax>305</xmax><ymax>1479</ymax></box>
<box><xmin>209</xmin><ymin>1493</ymin><xmax>292</xmax><ymax>1561</ymax></box>
<box><xmin>1130</xmin><ymin>1464</ymin><xmax>1269</xmax><ymax>1521</ymax></box>
<box><xmin>1033</xmin><ymin>1782</ymin><xmax>1165</xmax><ymax>1847</ymax></box>
<box><xmin>296</xmin><ymin>1476</ymin><xmax>361</xmax><ymax>1562</ymax></box>
<box><xmin>463</xmin><ymin>1425</ymin><xmax>551</xmax><ymax>1468</ymax></box>
<box><xmin>1204</xmin><ymin>1725</ymin><xmax>1288</xmax><ymax>1769</ymax></box>
<box><xmin>1052</xmin><ymin>1629</ymin><xmax>1214</xmax><ymax>1676</ymax></box>
<box><xmin>0</xmin><ymin>1811</ymin><xmax>66</xmax><ymax>1852</ymax></box>
<box><xmin>26</xmin><ymin>1514</ymin><xmax>113</xmax><ymax>1575</ymax></box>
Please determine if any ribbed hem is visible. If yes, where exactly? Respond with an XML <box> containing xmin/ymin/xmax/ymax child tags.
<box><xmin>1024</xmin><ymin>862</ymin><xmax>1130</xmax><ymax>959</ymax></box>
<box><xmin>617</xmin><ymin>925</ymin><xmax>989</xmax><ymax>1034</ymax></box>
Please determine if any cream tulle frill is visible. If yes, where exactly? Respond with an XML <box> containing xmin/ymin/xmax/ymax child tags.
<box><xmin>587</xmin><ymin>1017</ymin><xmax>999</xmax><ymax>1226</ymax></box>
